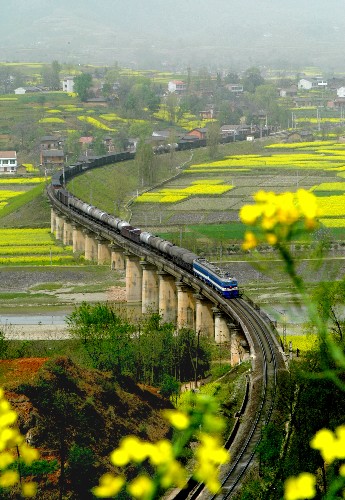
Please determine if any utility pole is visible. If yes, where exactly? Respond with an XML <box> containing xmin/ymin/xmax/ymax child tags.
<box><xmin>195</xmin><ymin>330</ymin><xmax>200</xmax><ymax>389</ymax></box>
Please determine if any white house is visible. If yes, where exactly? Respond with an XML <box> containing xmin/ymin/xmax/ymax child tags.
<box><xmin>0</xmin><ymin>151</ymin><xmax>17</xmax><ymax>174</ymax></box>
<box><xmin>225</xmin><ymin>83</ymin><xmax>244</xmax><ymax>93</ymax></box>
<box><xmin>61</xmin><ymin>77</ymin><xmax>75</xmax><ymax>92</ymax></box>
<box><xmin>298</xmin><ymin>77</ymin><xmax>327</xmax><ymax>90</ymax></box>
<box><xmin>14</xmin><ymin>87</ymin><xmax>41</xmax><ymax>94</ymax></box>
<box><xmin>337</xmin><ymin>87</ymin><xmax>345</xmax><ymax>98</ymax></box>
<box><xmin>168</xmin><ymin>80</ymin><xmax>186</xmax><ymax>93</ymax></box>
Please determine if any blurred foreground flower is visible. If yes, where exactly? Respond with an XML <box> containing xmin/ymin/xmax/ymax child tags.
<box><xmin>284</xmin><ymin>472</ymin><xmax>316</xmax><ymax>500</ymax></box>
<box><xmin>93</xmin><ymin>393</ymin><xmax>230</xmax><ymax>499</ymax></box>
<box><xmin>240</xmin><ymin>189</ymin><xmax>319</xmax><ymax>249</ymax></box>
<box><xmin>310</xmin><ymin>425</ymin><xmax>345</xmax><ymax>463</ymax></box>
<box><xmin>0</xmin><ymin>388</ymin><xmax>39</xmax><ymax>497</ymax></box>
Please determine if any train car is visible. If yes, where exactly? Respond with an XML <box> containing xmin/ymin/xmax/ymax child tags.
<box><xmin>120</xmin><ymin>225</ymin><xmax>141</xmax><ymax>243</ymax></box>
<box><xmin>168</xmin><ymin>246</ymin><xmax>198</xmax><ymax>272</ymax></box>
<box><xmin>193</xmin><ymin>258</ymin><xmax>239</xmax><ymax>298</ymax></box>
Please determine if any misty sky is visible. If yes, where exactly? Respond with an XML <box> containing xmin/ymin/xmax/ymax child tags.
<box><xmin>2</xmin><ymin>0</ymin><xmax>345</xmax><ymax>70</ymax></box>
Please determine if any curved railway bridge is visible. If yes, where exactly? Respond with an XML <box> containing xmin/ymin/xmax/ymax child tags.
<box><xmin>47</xmin><ymin>182</ymin><xmax>286</xmax><ymax>498</ymax></box>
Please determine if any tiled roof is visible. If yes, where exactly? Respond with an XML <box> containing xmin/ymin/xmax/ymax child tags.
<box><xmin>0</xmin><ymin>151</ymin><xmax>16</xmax><ymax>158</ymax></box>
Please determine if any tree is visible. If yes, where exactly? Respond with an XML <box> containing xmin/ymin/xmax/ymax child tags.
<box><xmin>66</xmin><ymin>303</ymin><xmax>135</xmax><ymax>375</ymax></box>
<box><xmin>207</xmin><ymin>121</ymin><xmax>220</xmax><ymax>159</ymax></box>
<box><xmin>65</xmin><ymin>130</ymin><xmax>82</xmax><ymax>164</ymax></box>
<box><xmin>312</xmin><ymin>280</ymin><xmax>345</xmax><ymax>341</ymax></box>
<box><xmin>41</xmin><ymin>60</ymin><xmax>61</xmax><ymax>90</ymax></box>
<box><xmin>67</xmin><ymin>444</ymin><xmax>96</xmax><ymax>499</ymax></box>
<box><xmin>165</xmin><ymin>93</ymin><xmax>178</xmax><ymax>123</ymax></box>
<box><xmin>224</xmin><ymin>72</ymin><xmax>240</xmax><ymax>84</ymax></box>
<box><xmin>0</xmin><ymin>328</ymin><xmax>8</xmax><ymax>359</ymax></box>
<box><xmin>92</xmin><ymin>132</ymin><xmax>107</xmax><ymax>155</ymax></box>
<box><xmin>74</xmin><ymin>73</ymin><xmax>93</xmax><ymax>102</ymax></box>
<box><xmin>242</xmin><ymin>67</ymin><xmax>265</xmax><ymax>93</ymax></box>
<box><xmin>0</xmin><ymin>67</ymin><xmax>24</xmax><ymax>94</ymax></box>
<box><xmin>160</xmin><ymin>374</ymin><xmax>180</xmax><ymax>400</ymax></box>
<box><xmin>135</xmin><ymin>140</ymin><xmax>156</xmax><ymax>187</ymax></box>
<box><xmin>12</xmin><ymin>118</ymin><xmax>42</xmax><ymax>153</ymax></box>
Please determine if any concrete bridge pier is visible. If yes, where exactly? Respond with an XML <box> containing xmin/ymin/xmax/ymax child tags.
<box><xmin>125</xmin><ymin>254</ymin><xmax>142</xmax><ymax>303</ymax></box>
<box><xmin>140</xmin><ymin>261</ymin><xmax>159</xmax><ymax>314</ymax></box>
<box><xmin>97</xmin><ymin>239</ymin><xmax>111</xmax><ymax>265</ymax></box>
<box><xmin>158</xmin><ymin>271</ymin><xmax>177</xmax><ymax>324</ymax></box>
<box><xmin>51</xmin><ymin>208</ymin><xmax>56</xmax><ymax>234</ymax></box>
<box><xmin>55</xmin><ymin>213</ymin><xmax>64</xmax><ymax>241</ymax></box>
<box><xmin>84</xmin><ymin>230</ymin><xmax>98</xmax><ymax>262</ymax></box>
<box><xmin>212</xmin><ymin>307</ymin><xmax>231</xmax><ymax>344</ymax></box>
<box><xmin>176</xmin><ymin>281</ymin><xmax>195</xmax><ymax>330</ymax></box>
<box><xmin>63</xmin><ymin>218</ymin><xmax>73</xmax><ymax>246</ymax></box>
<box><xmin>110</xmin><ymin>244</ymin><xmax>125</xmax><ymax>270</ymax></box>
<box><xmin>72</xmin><ymin>224</ymin><xmax>85</xmax><ymax>253</ymax></box>
<box><xmin>195</xmin><ymin>294</ymin><xmax>214</xmax><ymax>337</ymax></box>
<box><xmin>230</xmin><ymin>322</ymin><xmax>250</xmax><ymax>365</ymax></box>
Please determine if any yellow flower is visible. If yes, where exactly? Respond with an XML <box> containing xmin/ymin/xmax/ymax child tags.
<box><xmin>159</xmin><ymin>459</ymin><xmax>187</xmax><ymax>489</ymax></box>
<box><xmin>0</xmin><ymin>409</ymin><xmax>17</xmax><ymax>428</ymax></box>
<box><xmin>148</xmin><ymin>439</ymin><xmax>173</xmax><ymax>465</ymax></box>
<box><xmin>284</xmin><ymin>472</ymin><xmax>316</xmax><ymax>500</ymax></box>
<box><xmin>92</xmin><ymin>473</ymin><xmax>125</xmax><ymax>498</ymax></box>
<box><xmin>339</xmin><ymin>463</ymin><xmax>345</xmax><ymax>476</ymax></box>
<box><xmin>110</xmin><ymin>447</ymin><xmax>131</xmax><ymax>467</ymax></box>
<box><xmin>22</xmin><ymin>482</ymin><xmax>37</xmax><ymax>498</ymax></box>
<box><xmin>239</xmin><ymin>204</ymin><xmax>262</xmax><ymax>225</ymax></box>
<box><xmin>242</xmin><ymin>231</ymin><xmax>258</xmax><ymax>250</ymax></box>
<box><xmin>0</xmin><ymin>451</ymin><xmax>14</xmax><ymax>470</ymax></box>
<box><xmin>19</xmin><ymin>443</ymin><xmax>40</xmax><ymax>465</ymax></box>
<box><xmin>297</xmin><ymin>189</ymin><xmax>319</xmax><ymax>219</ymax></box>
<box><xmin>266</xmin><ymin>233</ymin><xmax>278</xmax><ymax>245</ymax></box>
<box><xmin>311</xmin><ymin>425</ymin><xmax>345</xmax><ymax>462</ymax></box>
<box><xmin>162</xmin><ymin>410</ymin><xmax>190</xmax><ymax>430</ymax></box>
<box><xmin>0</xmin><ymin>470</ymin><xmax>19</xmax><ymax>488</ymax></box>
<box><xmin>127</xmin><ymin>474</ymin><xmax>155</xmax><ymax>499</ymax></box>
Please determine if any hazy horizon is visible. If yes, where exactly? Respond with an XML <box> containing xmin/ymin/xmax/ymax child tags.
<box><xmin>2</xmin><ymin>0</ymin><xmax>345</xmax><ymax>71</ymax></box>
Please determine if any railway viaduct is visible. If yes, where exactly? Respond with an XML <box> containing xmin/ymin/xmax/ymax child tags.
<box><xmin>48</xmin><ymin>184</ymin><xmax>287</xmax><ymax>495</ymax></box>
<box><xmin>49</xmin><ymin>198</ymin><xmax>250</xmax><ymax>366</ymax></box>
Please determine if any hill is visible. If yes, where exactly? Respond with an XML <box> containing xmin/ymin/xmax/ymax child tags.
<box><xmin>2</xmin><ymin>0</ymin><xmax>345</xmax><ymax>69</ymax></box>
<box><xmin>4</xmin><ymin>356</ymin><xmax>172</xmax><ymax>498</ymax></box>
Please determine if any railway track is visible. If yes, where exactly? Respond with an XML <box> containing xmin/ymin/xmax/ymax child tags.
<box><xmin>181</xmin><ymin>298</ymin><xmax>284</xmax><ymax>500</ymax></box>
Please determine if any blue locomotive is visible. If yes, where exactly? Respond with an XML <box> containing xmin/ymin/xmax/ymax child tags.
<box><xmin>193</xmin><ymin>258</ymin><xmax>239</xmax><ymax>298</ymax></box>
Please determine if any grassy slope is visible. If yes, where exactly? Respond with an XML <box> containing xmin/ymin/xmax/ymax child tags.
<box><xmin>0</xmin><ymin>185</ymin><xmax>51</xmax><ymax>228</ymax></box>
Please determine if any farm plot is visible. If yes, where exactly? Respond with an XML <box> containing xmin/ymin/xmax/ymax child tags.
<box><xmin>129</xmin><ymin>140</ymin><xmax>345</xmax><ymax>245</ymax></box>
<box><xmin>0</xmin><ymin>177</ymin><xmax>48</xmax><ymax>218</ymax></box>
<box><xmin>0</xmin><ymin>228</ymin><xmax>76</xmax><ymax>266</ymax></box>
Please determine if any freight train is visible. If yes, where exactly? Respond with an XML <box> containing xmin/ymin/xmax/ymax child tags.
<box><xmin>50</xmin><ymin>149</ymin><xmax>239</xmax><ymax>299</ymax></box>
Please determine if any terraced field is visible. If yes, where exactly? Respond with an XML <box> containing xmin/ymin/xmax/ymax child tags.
<box><xmin>128</xmin><ymin>139</ymin><xmax>345</xmax><ymax>248</ymax></box>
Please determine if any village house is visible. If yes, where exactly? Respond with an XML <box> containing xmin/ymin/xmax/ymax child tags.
<box><xmin>0</xmin><ymin>151</ymin><xmax>17</xmax><ymax>174</ymax></box>
<box><xmin>279</xmin><ymin>85</ymin><xmax>298</xmax><ymax>98</ymax></box>
<box><xmin>225</xmin><ymin>83</ymin><xmax>244</xmax><ymax>94</ymax></box>
<box><xmin>199</xmin><ymin>109</ymin><xmax>214</xmax><ymax>120</ymax></box>
<box><xmin>168</xmin><ymin>80</ymin><xmax>187</xmax><ymax>94</ymax></box>
<box><xmin>40</xmin><ymin>136</ymin><xmax>64</xmax><ymax>151</ymax></box>
<box><xmin>184</xmin><ymin>128</ymin><xmax>208</xmax><ymax>140</ymax></box>
<box><xmin>14</xmin><ymin>86</ymin><xmax>42</xmax><ymax>94</ymax></box>
<box><xmin>40</xmin><ymin>150</ymin><xmax>65</xmax><ymax>167</ymax></box>
<box><xmin>337</xmin><ymin>87</ymin><xmax>345</xmax><ymax>98</ymax></box>
<box><xmin>298</xmin><ymin>77</ymin><xmax>327</xmax><ymax>90</ymax></box>
<box><xmin>61</xmin><ymin>77</ymin><xmax>75</xmax><ymax>92</ymax></box>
